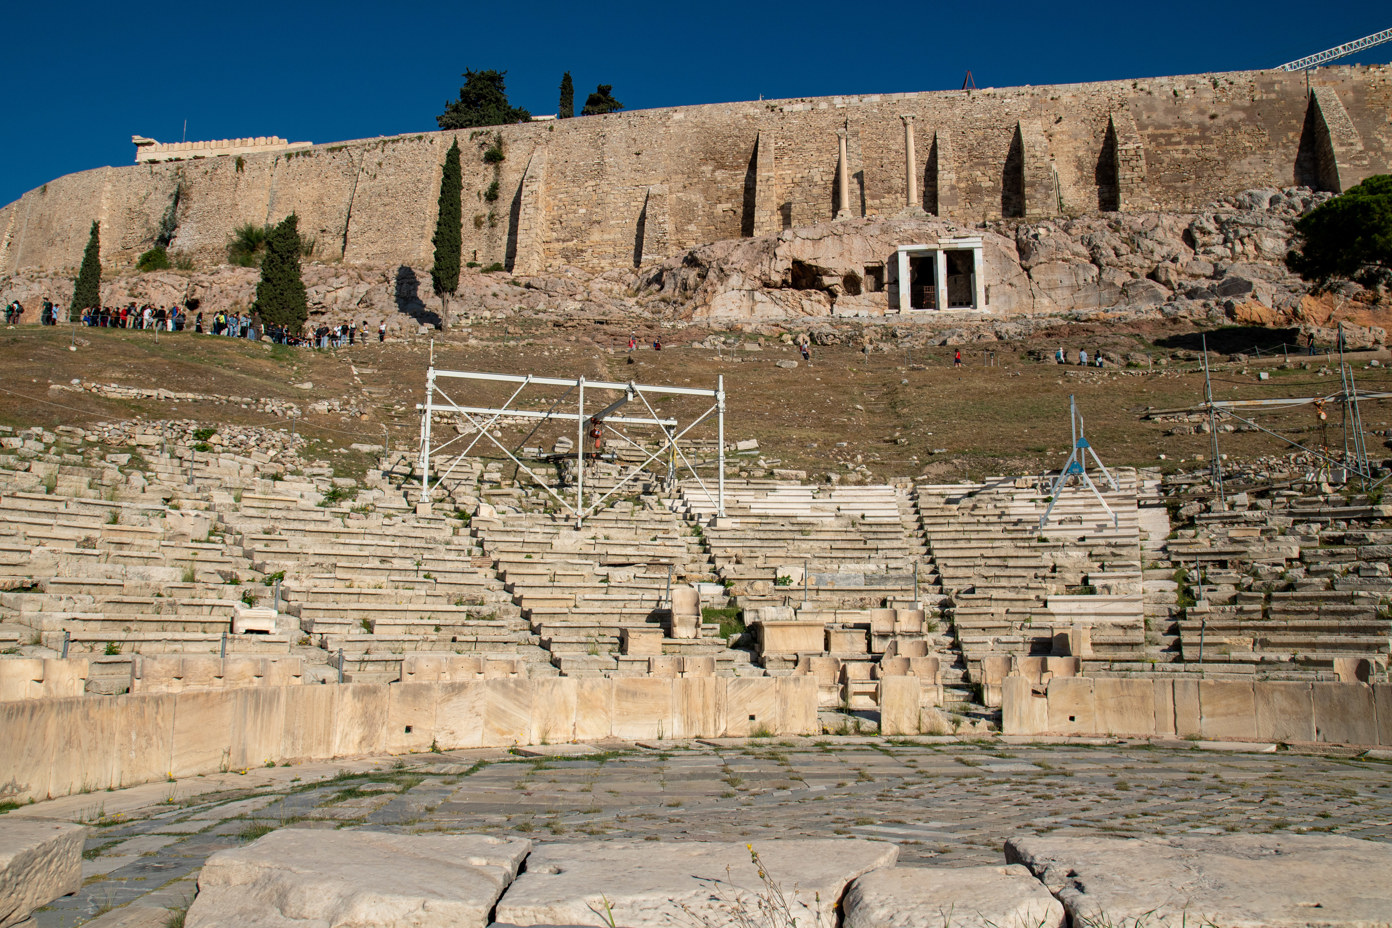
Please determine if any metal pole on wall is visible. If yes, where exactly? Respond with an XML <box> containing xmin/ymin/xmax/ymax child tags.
<box><xmin>717</xmin><ymin>375</ymin><xmax>726</xmax><ymax>518</ymax></box>
<box><xmin>1338</xmin><ymin>323</ymin><xmax>1350</xmax><ymax>471</ymax></box>
<box><xmin>1201</xmin><ymin>335</ymin><xmax>1225</xmax><ymax>507</ymax></box>
<box><xmin>420</xmin><ymin>369</ymin><xmax>435</xmax><ymax>502</ymax></box>
<box><xmin>576</xmin><ymin>378</ymin><xmax>586</xmax><ymax>528</ymax></box>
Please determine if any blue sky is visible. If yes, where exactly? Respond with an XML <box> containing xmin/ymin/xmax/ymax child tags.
<box><xmin>2</xmin><ymin>1</ymin><xmax>1388</xmax><ymax>207</ymax></box>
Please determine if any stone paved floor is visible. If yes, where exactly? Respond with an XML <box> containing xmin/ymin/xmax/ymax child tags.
<box><xmin>19</xmin><ymin>736</ymin><xmax>1392</xmax><ymax>928</ymax></box>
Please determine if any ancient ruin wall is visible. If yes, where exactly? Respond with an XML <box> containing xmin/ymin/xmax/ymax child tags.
<box><xmin>0</xmin><ymin>676</ymin><xmax>817</xmax><ymax>802</ymax></box>
<box><xmin>1</xmin><ymin>66</ymin><xmax>1388</xmax><ymax>279</ymax></box>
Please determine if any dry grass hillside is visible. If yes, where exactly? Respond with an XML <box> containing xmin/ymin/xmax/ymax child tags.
<box><xmin>4</xmin><ymin>320</ymin><xmax>1391</xmax><ymax>483</ymax></box>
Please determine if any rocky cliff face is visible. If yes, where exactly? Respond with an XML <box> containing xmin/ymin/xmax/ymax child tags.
<box><xmin>634</xmin><ymin>186</ymin><xmax>1385</xmax><ymax>344</ymax></box>
<box><xmin>2</xmin><ymin>187</ymin><xmax>1384</xmax><ymax>345</ymax></box>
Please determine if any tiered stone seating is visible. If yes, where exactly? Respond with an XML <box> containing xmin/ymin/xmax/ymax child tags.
<box><xmin>128</xmin><ymin>655</ymin><xmax>305</xmax><ymax>692</ymax></box>
<box><xmin>680</xmin><ymin>481</ymin><xmax>968</xmax><ymax>698</ymax></box>
<box><xmin>0</xmin><ymin>485</ymin><xmax>292</xmax><ymax>683</ymax></box>
<box><xmin>223</xmin><ymin>486</ymin><xmax>539</xmax><ymax>684</ymax></box>
<box><xmin>474</xmin><ymin>500</ymin><xmax>739</xmax><ymax>676</ymax></box>
<box><xmin>683</xmin><ymin>481</ymin><xmax>933</xmax><ymax>612</ymax></box>
<box><xmin>10</xmin><ymin>415</ymin><xmax>1389</xmax><ymax>720</ymax></box>
<box><xmin>916</xmin><ymin>472</ymin><xmax>1145</xmax><ymax>683</ymax></box>
<box><xmin>1150</xmin><ymin>491</ymin><xmax>1392</xmax><ymax>679</ymax></box>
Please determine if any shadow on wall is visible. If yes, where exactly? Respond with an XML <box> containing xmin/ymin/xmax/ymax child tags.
<box><xmin>394</xmin><ymin>265</ymin><xmax>440</xmax><ymax>329</ymax></box>
<box><xmin>740</xmin><ymin>144</ymin><xmax>758</xmax><ymax>238</ymax></box>
<box><xmin>505</xmin><ymin>179</ymin><xmax>524</xmax><ymax>272</ymax></box>
<box><xmin>1002</xmin><ymin>127</ymin><xmax>1025</xmax><ymax>219</ymax></box>
<box><xmin>1154</xmin><ymin>326</ymin><xmax>1303</xmax><ymax>356</ymax></box>
<box><xmin>1095</xmin><ymin>121</ymin><xmax>1120</xmax><ymax>212</ymax></box>
<box><xmin>923</xmin><ymin>139</ymin><xmax>939</xmax><ymax>216</ymax></box>
<box><xmin>1294</xmin><ymin>93</ymin><xmax>1339</xmax><ymax>194</ymax></box>
<box><xmin>633</xmin><ymin>196</ymin><xmax>648</xmax><ymax>269</ymax></box>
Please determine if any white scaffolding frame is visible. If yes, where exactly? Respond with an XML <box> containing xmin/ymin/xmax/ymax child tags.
<box><xmin>416</xmin><ymin>367</ymin><xmax>726</xmax><ymax>526</ymax></box>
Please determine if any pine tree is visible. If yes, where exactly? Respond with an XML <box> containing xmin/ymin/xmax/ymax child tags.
<box><xmin>71</xmin><ymin>221</ymin><xmax>102</xmax><ymax>321</ymax></box>
<box><xmin>1287</xmin><ymin>174</ymin><xmax>1392</xmax><ymax>291</ymax></box>
<box><xmin>581</xmin><ymin>84</ymin><xmax>623</xmax><ymax>116</ymax></box>
<box><xmin>431</xmin><ymin>139</ymin><xmax>463</xmax><ymax>331</ymax></box>
<box><xmin>558</xmin><ymin>72</ymin><xmax>574</xmax><ymax>119</ymax></box>
<box><xmin>255</xmin><ymin>214</ymin><xmax>308</xmax><ymax>332</ymax></box>
<box><xmin>437</xmin><ymin>69</ymin><xmax>531</xmax><ymax>130</ymax></box>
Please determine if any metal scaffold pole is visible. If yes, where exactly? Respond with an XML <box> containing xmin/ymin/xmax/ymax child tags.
<box><xmin>1038</xmin><ymin>395</ymin><xmax>1119</xmax><ymax>532</ymax></box>
<box><xmin>419</xmin><ymin>367</ymin><xmax>435</xmax><ymax>503</ymax></box>
<box><xmin>1202</xmin><ymin>335</ymin><xmax>1225</xmax><ymax>507</ymax></box>
<box><xmin>576</xmin><ymin>378</ymin><xmax>586</xmax><ymax>528</ymax></box>
<box><xmin>717</xmin><ymin>375</ymin><xmax>726</xmax><ymax>519</ymax></box>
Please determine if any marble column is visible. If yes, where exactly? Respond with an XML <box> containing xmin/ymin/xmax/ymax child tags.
<box><xmin>836</xmin><ymin>127</ymin><xmax>850</xmax><ymax>220</ymax></box>
<box><xmin>902</xmin><ymin>115</ymin><xmax>918</xmax><ymax>210</ymax></box>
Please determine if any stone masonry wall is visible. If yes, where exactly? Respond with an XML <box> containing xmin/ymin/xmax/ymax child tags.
<box><xmin>0</xmin><ymin>676</ymin><xmax>818</xmax><ymax>803</ymax></box>
<box><xmin>1</xmin><ymin>66</ymin><xmax>1388</xmax><ymax>279</ymax></box>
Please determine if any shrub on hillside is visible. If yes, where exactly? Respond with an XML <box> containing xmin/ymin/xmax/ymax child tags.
<box><xmin>137</xmin><ymin>246</ymin><xmax>171</xmax><ymax>272</ymax></box>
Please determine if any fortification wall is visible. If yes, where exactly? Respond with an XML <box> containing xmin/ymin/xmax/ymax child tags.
<box><xmin>1</xmin><ymin>66</ymin><xmax>1387</xmax><ymax>279</ymax></box>
<box><xmin>0</xmin><ymin>676</ymin><xmax>817</xmax><ymax>803</ymax></box>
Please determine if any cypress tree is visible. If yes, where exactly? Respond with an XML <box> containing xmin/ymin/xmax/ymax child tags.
<box><xmin>431</xmin><ymin>139</ymin><xmax>463</xmax><ymax>331</ymax></box>
<box><xmin>71</xmin><ymin>221</ymin><xmax>102</xmax><ymax>321</ymax></box>
<box><xmin>558</xmin><ymin>72</ymin><xmax>574</xmax><ymax>119</ymax></box>
<box><xmin>255</xmin><ymin>214</ymin><xmax>308</xmax><ymax>332</ymax></box>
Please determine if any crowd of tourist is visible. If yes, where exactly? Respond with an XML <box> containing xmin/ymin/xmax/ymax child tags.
<box><xmin>81</xmin><ymin>303</ymin><xmax>189</xmax><ymax>330</ymax></box>
<box><xmin>5</xmin><ymin>297</ymin><xmax>392</xmax><ymax>349</ymax></box>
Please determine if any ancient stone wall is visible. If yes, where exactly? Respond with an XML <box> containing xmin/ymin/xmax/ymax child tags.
<box><xmin>132</xmin><ymin>135</ymin><xmax>310</xmax><ymax>164</ymax></box>
<box><xmin>1002</xmin><ymin>675</ymin><xmax>1392</xmax><ymax>744</ymax></box>
<box><xmin>1</xmin><ymin>66</ymin><xmax>1388</xmax><ymax>279</ymax></box>
<box><xmin>0</xmin><ymin>675</ymin><xmax>817</xmax><ymax>803</ymax></box>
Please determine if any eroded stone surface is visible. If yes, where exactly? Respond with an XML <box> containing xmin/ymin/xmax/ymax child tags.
<box><xmin>0</xmin><ymin>821</ymin><xmax>85</xmax><ymax>928</ymax></box>
<box><xmin>843</xmin><ymin>864</ymin><xmax>1064</xmax><ymax>928</ymax></box>
<box><xmin>1007</xmin><ymin>833</ymin><xmax>1392</xmax><ymax>928</ymax></box>
<box><xmin>494</xmin><ymin>838</ymin><xmax>897</xmax><ymax>927</ymax></box>
<box><xmin>184</xmin><ymin>829</ymin><xmax>531</xmax><ymax>928</ymax></box>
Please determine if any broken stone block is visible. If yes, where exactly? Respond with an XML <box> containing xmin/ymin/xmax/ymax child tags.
<box><xmin>1006</xmin><ymin>833</ymin><xmax>1392</xmax><ymax>928</ymax></box>
<box><xmin>0</xmin><ymin>821</ymin><xmax>85</xmax><ymax>928</ymax></box>
<box><xmin>844</xmin><ymin>865</ymin><xmax>1064</xmax><ymax>928</ymax></box>
<box><xmin>494</xmin><ymin>839</ymin><xmax>897</xmax><ymax>927</ymax></box>
<box><xmin>185</xmin><ymin>829</ymin><xmax>530</xmax><ymax>928</ymax></box>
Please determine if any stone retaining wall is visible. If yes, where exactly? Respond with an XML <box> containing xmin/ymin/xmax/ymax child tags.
<box><xmin>2</xmin><ymin>66</ymin><xmax>1387</xmax><ymax>277</ymax></box>
<box><xmin>1002</xmin><ymin>676</ymin><xmax>1392</xmax><ymax>744</ymax></box>
<box><xmin>0</xmin><ymin>676</ymin><xmax>816</xmax><ymax>802</ymax></box>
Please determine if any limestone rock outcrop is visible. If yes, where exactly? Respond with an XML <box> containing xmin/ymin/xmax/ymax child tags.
<box><xmin>3</xmin><ymin>187</ymin><xmax>1384</xmax><ymax>344</ymax></box>
<box><xmin>1006</xmin><ymin>833</ymin><xmax>1392</xmax><ymax>928</ymax></box>
<box><xmin>185</xmin><ymin>829</ymin><xmax>531</xmax><ymax>928</ymax></box>
<box><xmin>0</xmin><ymin>821</ymin><xmax>86</xmax><ymax>928</ymax></box>
<box><xmin>494</xmin><ymin>838</ymin><xmax>898</xmax><ymax>927</ymax></box>
<box><xmin>843</xmin><ymin>864</ymin><xmax>1065</xmax><ymax>928</ymax></box>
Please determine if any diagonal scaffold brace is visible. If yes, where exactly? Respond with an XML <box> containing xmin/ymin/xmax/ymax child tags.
<box><xmin>1038</xmin><ymin>394</ymin><xmax>1119</xmax><ymax>531</ymax></box>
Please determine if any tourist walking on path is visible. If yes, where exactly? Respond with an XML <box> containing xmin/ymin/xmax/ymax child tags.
<box><xmin>953</xmin><ymin>348</ymin><xmax>962</xmax><ymax>368</ymax></box>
